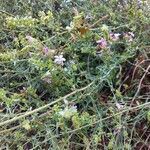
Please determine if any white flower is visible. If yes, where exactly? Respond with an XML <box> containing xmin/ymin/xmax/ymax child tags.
<box><xmin>114</xmin><ymin>33</ymin><xmax>121</xmax><ymax>37</ymax></box>
<box><xmin>59</xmin><ymin>105</ymin><xmax>77</xmax><ymax>119</ymax></box>
<box><xmin>116</xmin><ymin>102</ymin><xmax>124</xmax><ymax>110</ymax></box>
<box><xmin>66</xmin><ymin>26</ymin><xmax>72</xmax><ymax>32</ymax></box>
<box><xmin>66</xmin><ymin>22</ymin><xmax>74</xmax><ymax>32</ymax></box>
<box><xmin>54</xmin><ymin>55</ymin><xmax>66</xmax><ymax>66</ymax></box>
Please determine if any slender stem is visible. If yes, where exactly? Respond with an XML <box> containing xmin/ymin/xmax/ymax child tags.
<box><xmin>0</xmin><ymin>10</ymin><xmax>14</xmax><ymax>17</ymax></box>
<box><xmin>49</xmin><ymin>101</ymin><xmax>150</xmax><ymax>139</ymax></box>
<box><xmin>0</xmin><ymin>82</ymin><xmax>94</xmax><ymax>127</ymax></box>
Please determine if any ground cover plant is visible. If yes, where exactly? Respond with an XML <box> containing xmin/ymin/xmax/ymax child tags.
<box><xmin>0</xmin><ymin>0</ymin><xmax>150</xmax><ymax>149</ymax></box>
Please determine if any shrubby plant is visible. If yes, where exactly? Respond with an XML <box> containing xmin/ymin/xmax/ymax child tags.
<box><xmin>0</xmin><ymin>0</ymin><xmax>150</xmax><ymax>149</ymax></box>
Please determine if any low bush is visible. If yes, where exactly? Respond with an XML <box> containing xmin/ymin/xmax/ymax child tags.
<box><xmin>0</xmin><ymin>0</ymin><xmax>150</xmax><ymax>149</ymax></box>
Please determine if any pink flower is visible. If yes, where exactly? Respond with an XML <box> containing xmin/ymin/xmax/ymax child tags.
<box><xmin>43</xmin><ymin>47</ymin><xmax>49</xmax><ymax>55</ymax></box>
<box><xmin>124</xmin><ymin>32</ymin><xmax>134</xmax><ymax>42</ymax></box>
<box><xmin>110</xmin><ymin>33</ymin><xmax>121</xmax><ymax>41</ymax></box>
<box><xmin>96</xmin><ymin>38</ymin><xmax>107</xmax><ymax>49</ymax></box>
<box><xmin>54</xmin><ymin>55</ymin><xmax>66</xmax><ymax>66</ymax></box>
<box><xmin>128</xmin><ymin>32</ymin><xmax>134</xmax><ymax>37</ymax></box>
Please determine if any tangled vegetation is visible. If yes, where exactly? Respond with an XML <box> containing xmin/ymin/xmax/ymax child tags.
<box><xmin>0</xmin><ymin>0</ymin><xmax>150</xmax><ymax>149</ymax></box>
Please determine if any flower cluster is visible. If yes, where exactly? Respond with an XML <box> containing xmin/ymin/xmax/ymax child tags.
<box><xmin>96</xmin><ymin>31</ymin><xmax>134</xmax><ymax>49</ymax></box>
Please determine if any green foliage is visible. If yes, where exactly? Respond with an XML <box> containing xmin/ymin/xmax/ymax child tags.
<box><xmin>0</xmin><ymin>0</ymin><xmax>150</xmax><ymax>149</ymax></box>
